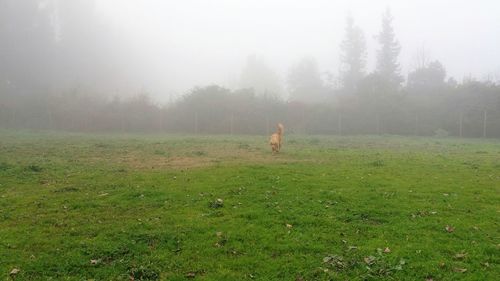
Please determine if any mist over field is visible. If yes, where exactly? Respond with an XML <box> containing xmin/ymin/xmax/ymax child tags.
<box><xmin>1</xmin><ymin>0</ymin><xmax>499</xmax><ymax>136</ymax></box>
<box><xmin>1</xmin><ymin>2</ymin><xmax>500</xmax><ymax>279</ymax></box>
<box><xmin>94</xmin><ymin>0</ymin><xmax>500</xmax><ymax>96</ymax></box>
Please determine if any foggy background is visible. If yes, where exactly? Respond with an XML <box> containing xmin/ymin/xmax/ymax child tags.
<box><xmin>3</xmin><ymin>0</ymin><xmax>500</xmax><ymax>99</ymax></box>
<box><xmin>1</xmin><ymin>0</ymin><xmax>499</xmax><ymax>137</ymax></box>
<box><xmin>95</xmin><ymin>0</ymin><xmax>500</xmax><ymax>99</ymax></box>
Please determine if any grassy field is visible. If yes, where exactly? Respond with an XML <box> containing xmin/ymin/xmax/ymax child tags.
<box><xmin>0</xmin><ymin>131</ymin><xmax>499</xmax><ymax>280</ymax></box>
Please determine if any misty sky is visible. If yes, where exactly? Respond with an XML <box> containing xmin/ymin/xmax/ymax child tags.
<box><xmin>93</xmin><ymin>0</ymin><xmax>500</xmax><ymax>100</ymax></box>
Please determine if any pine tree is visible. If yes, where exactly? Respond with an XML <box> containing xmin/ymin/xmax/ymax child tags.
<box><xmin>375</xmin><ymin>8</ymin><xmax>403</xmax><ymax>89</ymax></box>
<box><xmin>340</xmin><ymin>15</ymin><xmax>367</xmax><ymax>93</ymax></box>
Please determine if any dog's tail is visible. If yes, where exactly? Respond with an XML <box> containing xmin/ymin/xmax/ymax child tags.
<box><xmin>277</xmin><ymin>123</ymin><xmax>284</xmax><ymax>136</ymax></box>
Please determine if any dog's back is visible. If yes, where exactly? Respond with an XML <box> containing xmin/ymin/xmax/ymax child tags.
<box><xmin>270</xmin><ymin>133</ymin><xmax>280</xmax><ymax>145</ymax></box>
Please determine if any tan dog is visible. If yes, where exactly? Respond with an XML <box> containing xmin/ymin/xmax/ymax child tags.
<box><xmin>269</xmin><ymin>123</ymin><xmax>284</xmax><ymax>153</ymax></box>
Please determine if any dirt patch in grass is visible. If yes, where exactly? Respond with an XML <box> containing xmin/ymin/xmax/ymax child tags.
<box><xmin>119</xmin><ymin>155</ymin><xmax>214</xmax><ymax>170</ymax></box>
<box><xmin>118</xmin><ymin>147</ymin><xmax>305</xmax><ymax>170</ymax></box>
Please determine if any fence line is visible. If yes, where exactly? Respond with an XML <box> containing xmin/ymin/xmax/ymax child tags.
<box><xmin>1</xmin><ymin>107</ymin><xmax>500</xmax><ymax>138</ymax></box>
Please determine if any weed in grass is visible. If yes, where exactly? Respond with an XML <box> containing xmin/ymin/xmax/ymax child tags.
<box><xmin>322</xmin><ymin>255</ymin><xmax>349</xmax><ymax>271</ymax></box>
<box><xmin>0</xmin><ymin>162</ymin><xmax>10</xmax><ymax>171</ymax></box>
<box><xmin>94</xmin><ymin>143</ymin><xmax>111</xmax><ymax>148</ymax></box>
<box><xmin>192</xmin><ymin>150</ymin><xmax>207</xmax><ymax>156</ymax></box>
<box><xmin>208</xmin><ymin>198</ymin><xmax>224</xmax><ymax>208</ymax></box>
<box><xmin>153</xmin><ymin>150</ymin><xmax>168</xmax><ymax>156</ymax></box>
<box><xmin>371</xmin><ymin>159</ymin><xmax>385</xmax><ymax>167</ymax></box>
<box><xmin>238</xmin><ymin>143</ymin><xmax>250</xmax><ymax>149</ymax></box>
<box><xmin>128</xmin><ymin>264</ymin><xmax>160</xmax><ymax>280</ymax></box>
<box><xmin>308</xmin><ymin>138</ymin><xmax>321</xmax><ymax>145</ymax></box>
<box><xmin>25</xmin><ymin>164</ymin><xmax>43</xmax><ymax>172</ymax></box>
<box><xmin>53</xmin><ymin>186</ymin><xmax>79</xmax><ymax>193</ymax></box>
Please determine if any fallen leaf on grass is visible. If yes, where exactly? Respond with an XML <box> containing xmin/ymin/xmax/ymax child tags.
<box><xmin>323</xmin><ymin>255</ymin><xmax>347</xmax><ymax>270</ymax></box>
<box><xmin>453</xmin><ymin>267</ymin><xmax>467</xmax><ymax>273</ymax></box>
<box><xmin>10</xmin><ymin>268</ymin><xmax>20</xmax><ymax>275</ymax></box>
<box><xmin>209</xmin><ymin>198</ymin><xmax>224</xmax><ymax>208</ymax></box>
<box><xmin>454</xmin><ymin>252</ymin><xmax>467</xmax><ymax>260</ymax></box>
<box><xmin>445</xmin><ymin>225</ymin><xmax>455</xmax><ymax>233</ymax></box>
<box><xmin>295</xmin><ymin>276</ymin><xmax>305</xmax><ymax>281</ymax></box>
<box><xmin>186</xmin><ymin>272</ymin><xmax>196</xmax><ymax>278</ymax></box>
<box><xmin>364</xmin><ymin>256</ymin><xmax>376</xmax><ymax>265</ymax></box>
<box><xmin>286</xmin><ymin>224</ymin><xmax>293</xmax><ymax>229</ymax></box>
<box><xmin>90</xmin><ymin>259</ymin><xmax>100</xmax><ymax>265</ymax></box>
<box><xmin>377</xmin><ymin>247</ymin><xmax>391</xmax><ymax>253</ymax></box>
<box><xmin>393</xmin><ymin>259</ymin><xmax>406</xmax><ymax>271</ymax></box>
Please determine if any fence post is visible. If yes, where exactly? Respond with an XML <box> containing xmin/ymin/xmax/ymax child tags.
<box><xmin>266</xmin><ymin>115</ymin><xmax>270</xmax><ymax>136</ymax></box>
<box><xmin>377</xmin><ymin>113</ymin><xmax>381</xmax><ymax>135</ymax></box>
<box><xmin>159</xmin><ymin>109</ymin><xmax>164</xmax><ymax>133</ymax></box>
<box><xmin>459</xmin><ymin>111</ymin><xmax>463</xmax><ymax>138</ymax></box>
<box><xmin>120</xmin><ymin>110</ymin><xmax>125</xmax><ymax>133</ymax></box>
<box><xmin>46</xmin><ymin>97</ymin><xmax>53</xmax><ymax>130</ymax></box>
<box><xmin>85</xmin><ymin>110</ymin><xmax>89</xmax><ymax>132</ymax></box>
<box><xmin>414</xmin><ymin>113</ymin><xmax>418</xmax><ymax>136</ymax></box>
<box><xmin>338</xmin><ymin>112</ymin><xmax>342</xmax><ymax>136</ymax></box>
<box><xmin>194</xmin><ymin>112</ymin><xmax>198</xmax><ymax>134</ymax></box>
<box><xmin>482</xmin><ymin>110</ymin><xmax>487</xmax><ymax>138</ymax></box>
<box><xmin>230</xmin><ymin>112</ymin><xmax>234</xmax><ymax>135</ymax></box>
<box><xmin>47</xmin><ymin>108</ymin><xmax>53</xmax><ymax>130</ymax></box>
<box><xmin>11</xmin><ymin>107</ymin><xmax>15</xmax><ymax>127</ymax></box>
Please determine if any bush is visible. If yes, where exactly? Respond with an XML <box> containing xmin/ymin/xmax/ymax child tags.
<box><xmin>434</xmin><ymin>128</ymin><xmax>450</xmax><ymax>138</ymax></box>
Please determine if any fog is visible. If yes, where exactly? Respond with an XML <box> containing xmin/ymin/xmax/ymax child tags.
<box><xmin>1</xmin><ymin>0</ymin><xmax>499</xmax><ymax>137</ymax></box>
<box><xmin>93</xmin><ymin>0</ymin><xmax>500</xmax><ymax>100</ymax></box>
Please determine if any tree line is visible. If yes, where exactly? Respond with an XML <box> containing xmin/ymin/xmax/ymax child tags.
<box><xmin>1</xmin><ymin>81</ymin><xmax>498</xmax><ymax>138</ymax></box>
<box><xmin>0</xmin><ymin>3</ymin><xmax>499</xmax><ymax>137</ymax></box>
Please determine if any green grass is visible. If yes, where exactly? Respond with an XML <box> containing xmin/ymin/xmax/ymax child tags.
<box><xmin>0</xmin><ymin>131</ymin><xmax>499</xmax><ymax>280</ymax></box>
